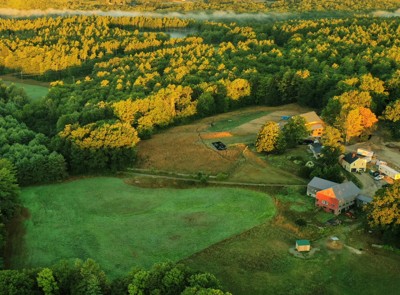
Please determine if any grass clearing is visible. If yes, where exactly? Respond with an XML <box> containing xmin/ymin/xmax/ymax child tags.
<box><xmin>138</xmin><ymin>105</ymin><xmax>312</xmax><ymax>185</ymax></box>
<box><xmin>184</xmin><ymin>215</ymin><xmax>400</xmax><ymax>295</ymax></box>
<box><xmin>267</xmin><ymin>146</ymin><xmax>313</xmax><ymax>173</ymax></box>
<box><xmin>208</xmin><ymin>110</ymin><xmax>271</xmax><ymax>132</ymax></box>
<box><xmin>12</xmin><ymin>177</ymin><xmax>275</xmax><ymax>278</ymax></box>
<box><xmin>2</xmin><ymin>80</ymin><xmax>49</xmax><ymax>101</ymax></box>
<box><xmin>0</xmin><ymin>75</ymin><xmax>49</xmax><ymax>101</ymax></box>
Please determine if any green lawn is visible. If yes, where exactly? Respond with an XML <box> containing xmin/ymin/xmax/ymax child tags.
<box><xmin>208</xmin><ymin>111</ymin><xmax>271</xmax><ymax>132</ymax></box>
<box><xmin>1</xmin><ymin>80</ymin><xmax>49</xmax><ymax>101</ymax></box>
<box><xmin>13</xmin><ymin>177</ymin><xmax>275</xmax><ymax>278</ymax></box>
<box><xmin>184</xmin><ymin>221</ymin><xmax>400</xmax><ymax>295</ymax></box>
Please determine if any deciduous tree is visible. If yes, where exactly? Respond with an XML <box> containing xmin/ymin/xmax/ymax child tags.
<box><xmin>320</xmin><ymin>126</ymin><xmax>344</xmax><ymax>152</ymax></box>
<box><xmin>281</xmin><ymin>116</ymin><xmax>308</xmax><ymax>148</ymax></box>
<box><xmin>255</xmin><ymin>121</ymin><xmax>280</xmax><ymax>153</ymax></box>
<box><xmin>37</xmin><ymin>268</ymin><xmax>58</xmax><ymax>295</ymax></box>
<box><xmin>367</xmin><ymin>182</ymin><xmax>400</xmax><ymax>230</ymax></box>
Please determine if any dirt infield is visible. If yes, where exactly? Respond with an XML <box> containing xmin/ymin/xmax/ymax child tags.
<box><xmin>136</xmin><ymin>104</ymin><xmax>311</xmax><ymax>184</ymax></box>
<box><xmin>201</xmin><ymin>132</ymin><xmax>233</xmax><ymax>139</ymax></box>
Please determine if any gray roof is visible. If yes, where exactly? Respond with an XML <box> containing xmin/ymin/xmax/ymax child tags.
<box><xmin>328</xmin><ymin>182</ymin><xmax>361</xmax><ymax>202</ymax></box>
<box><xmin>310</xmin><ymin>142</ymin><xmax>323</xmax><ymax>153</ymax></box>
<box><xmin>356</xmin><ymin>195</ymin><xmax>373</xmax><ymax>204</ymax></box>
<box><xmin>308</xmin><ymin>177</ymin><xmax>338</xmax><ymax>190</ymax></box>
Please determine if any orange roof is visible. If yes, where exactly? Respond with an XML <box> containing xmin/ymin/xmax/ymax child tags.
<box><xmin>318</xmin><ymin>182</ymin><xmax>361</xmax><ymax>203</ymax></box>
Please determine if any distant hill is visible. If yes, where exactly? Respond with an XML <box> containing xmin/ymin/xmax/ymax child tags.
<box><xmin>0</xmin><ymin>0</ymin><xmax>399</xmax><ymax>13</ymax></box>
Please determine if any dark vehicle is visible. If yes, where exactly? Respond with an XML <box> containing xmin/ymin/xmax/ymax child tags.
<box><xmin>299</xmin><ymin>139</ymin><xmax>314</xmax><ymax>145</ymax></box>
<box><xmin>212</xmin><ymin>141</ymin><xmax>227</xmax><ymax>150</ymax></box>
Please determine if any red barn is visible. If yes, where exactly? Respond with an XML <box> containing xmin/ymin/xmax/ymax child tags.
<box><xmin>316</xmin><ymin>182</ymin><xmax>360</xmax><ymax>215</ymax></box>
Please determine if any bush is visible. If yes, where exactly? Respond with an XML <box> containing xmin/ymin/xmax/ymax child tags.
<box><xmin>295</xmin><ymin>219</ymin><xmax>307</xmax><ymax>227</ymax></box>
<box><xmin>215</xmin><ymin>172</ymin><xmax>229</xmax><ymax>181</ymax></box>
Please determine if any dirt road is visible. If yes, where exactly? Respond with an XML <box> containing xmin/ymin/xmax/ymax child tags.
<box><xmin>346</xmin><ymin>133</ymin><xmax>399</xmax><ymax>196</ymax></box>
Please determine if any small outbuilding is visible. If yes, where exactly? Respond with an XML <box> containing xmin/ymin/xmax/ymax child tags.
<box><xmin>309</xmin><ymin>142</ymin><xmax>323</xmax><ymax>159</ymax></box>
<box><xmin>296</xmin><ymin>240</ymin><xmax>311</xmax><ymax>252</ymax></box>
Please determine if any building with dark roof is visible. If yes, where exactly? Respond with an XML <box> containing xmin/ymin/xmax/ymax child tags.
<box><xmin>309</xmin><ymin>142</ymin><xmax>323</xmax><ymax>158</ymax></box>
<box><xmin>340</xmin><ymin>153</ymin><xmax>367</xmax><ymax>173</ymax></box>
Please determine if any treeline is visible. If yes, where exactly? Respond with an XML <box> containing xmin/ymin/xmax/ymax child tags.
<box><xmin>0</xmin><ymin>0</ymin><xmax>399</xmax><ymax>12</ymax></box>
<box><xmin>268</xmin><ymin>0</ymin><xmax>400</xmax><ymax>12</ymax></box>
<box><xmin>0</xmin><ymin>159</ymin><xmax>19</xmax><ymax>269</ymax></box>
<box><xmin>0</xmin><ymin>82</ymin><xmax>67</xmax><ymax>185</ymax></box>
<box><xmin>0</xmin><ymin>259</ymin><xmax>230</xmax><ymax>295</ymax></box>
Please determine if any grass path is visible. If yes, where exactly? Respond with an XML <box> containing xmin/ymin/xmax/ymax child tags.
<box><xmin>13</xmin><ymin>177</ymin><xmax>275</xmax><ymax>278</ymax></box>
<box><xmin>126</xmin><ymin>169</ymin><xmax>307</xmax><ymax>187</ymax></box>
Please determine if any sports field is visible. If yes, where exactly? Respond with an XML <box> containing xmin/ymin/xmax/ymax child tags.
<box><xmin>12</xmin><ymin>177</ymin><xmax>275</xmax><ymax>278</ymax></box>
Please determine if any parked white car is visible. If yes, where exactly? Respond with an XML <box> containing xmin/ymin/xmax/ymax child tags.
<box><xmin>374</xmin><ymin>175</ymin><xmax>384</xmax><ymax>181</ymax></box>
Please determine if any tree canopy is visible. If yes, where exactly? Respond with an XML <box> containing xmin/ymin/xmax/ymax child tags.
<box><xmin>255</xmin><ymin>121</ymin><xmax>281</xmax><ymax>153</ymax></box>
<box><xmin>0</xmin><ymin>260</ymin><xmax>230</xmax><ymax>295</ymax></box>
<box><xmin>367</xmin><ymin>182</ymin><xmax>400</xmax><ymax>232</ymax></box>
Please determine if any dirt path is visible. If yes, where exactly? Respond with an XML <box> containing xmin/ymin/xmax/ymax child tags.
<box><xmin>345</xmin><ymin>133</ymin><xmax>400</xmax><ymax>195</ymax></box>
<box><xmin>125</xmin><ymin>170</ymin><xmax>307</xmax><ymax>188</ymax></box>
<box><xmin>3</xmin><ymin>208</ymin><xmax>30</xmax><ymax>268</ymax></box>
<box><xmin>346</xmin><ymin>134</ymin><xmax>400</xmax><ymax>169</ymax></box>
<box><xmin>353</xmin><ymin>172</ymin><xmax>382</xmax><ymax>197</ymax></box>
<box><xmin>0</xmin><ymin>74</ymin><xmax>50</xmax><ymax>87</ymax></box>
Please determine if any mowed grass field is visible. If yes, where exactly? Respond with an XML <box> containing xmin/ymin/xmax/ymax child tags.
<box><xmin>208</xmin><ymin>110</ymin><xmax>271</xmax><ymax>132</ymax></box>
<box><xmin>12</xmin><ymin>177</ymin><xmax>275</xmax><ymax>278</ymax></box>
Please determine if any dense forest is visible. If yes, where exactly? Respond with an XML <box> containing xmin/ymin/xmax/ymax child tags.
<box><xmin>0</xmin><ymin>0</ymin><xmax>399</xmax><ymax>12</ymax></box>
<box><xmin>0</xmin><ymin>14</ymin><xmax>398</xmax><ymax>180</ymax></box>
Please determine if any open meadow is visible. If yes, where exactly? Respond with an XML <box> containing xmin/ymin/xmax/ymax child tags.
<box><xmin>137</xmin><ymin>104</ymin><xmax>311</xmax><ymax>185</ymax></box>
<box><xmin>11</xmin><ymin>177</ymin><xmax>275</xmax><ymax>278</ymax></box>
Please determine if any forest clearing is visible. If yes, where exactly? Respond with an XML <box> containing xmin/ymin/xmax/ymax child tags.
<box><xmin>137</xmin><ymin>104</ymin><xmax>310</xmax><ymax>184</ymax></box>
<box><xmin>0</xmin><ymin>74</ymin><xmax>49</xmax><ymax>101</ymax></box>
